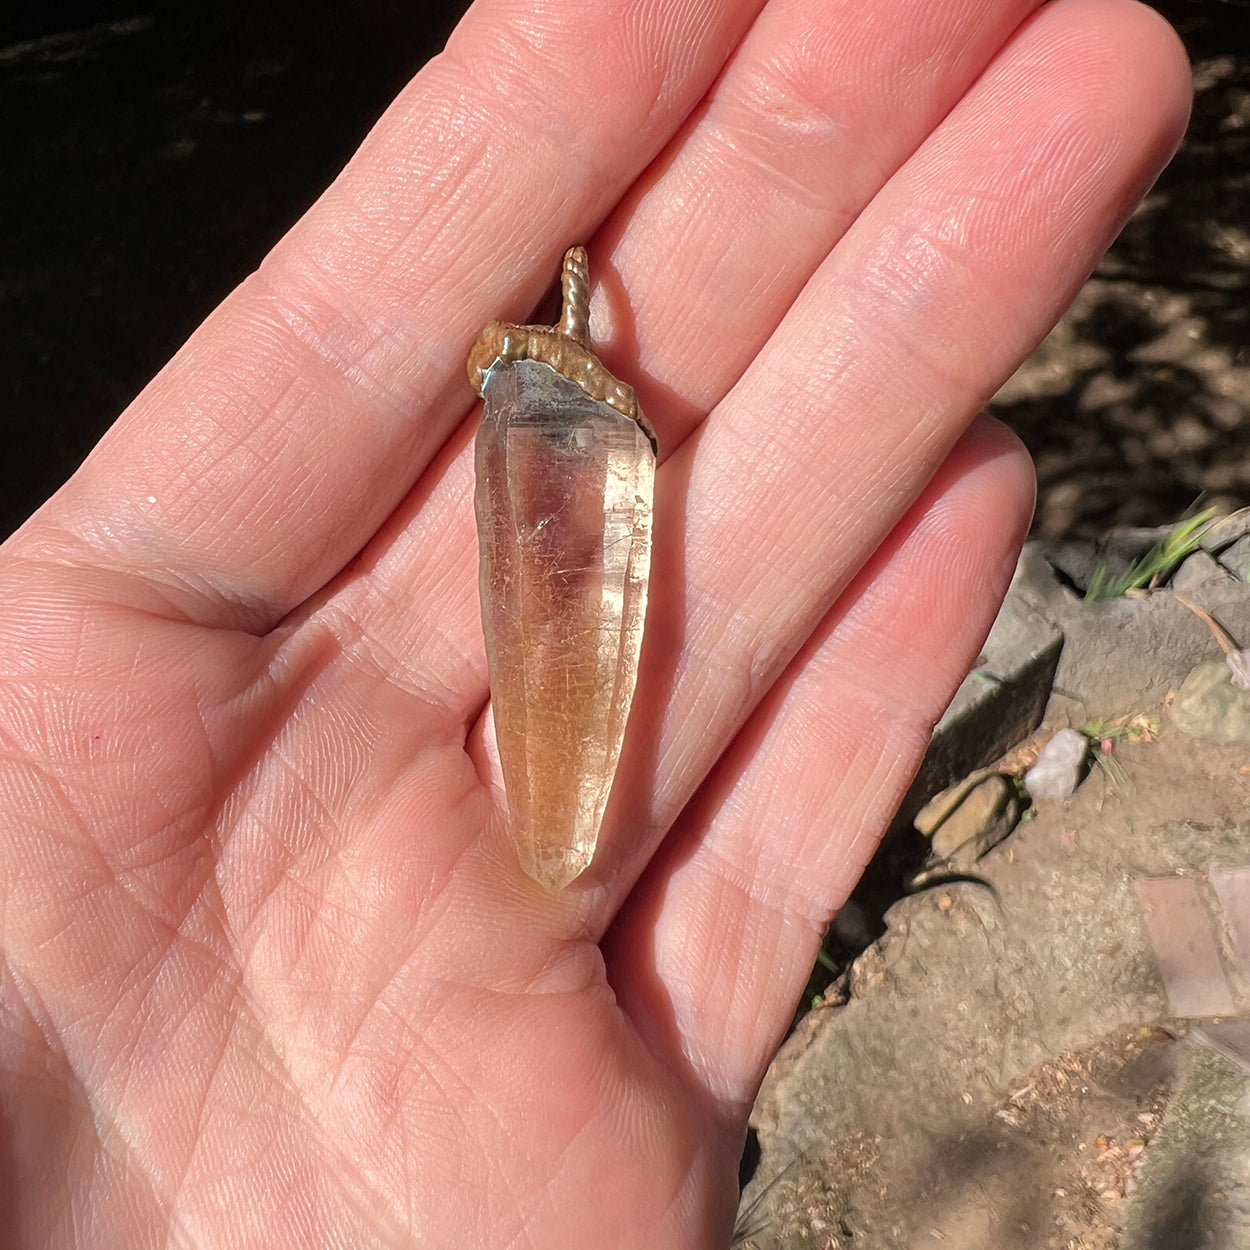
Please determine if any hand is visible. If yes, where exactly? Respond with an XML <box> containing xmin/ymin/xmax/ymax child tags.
<box><xmin>0</xmin><ymin>0</ymin><xmax>1188</xmax><ymax>1245</ymax></box>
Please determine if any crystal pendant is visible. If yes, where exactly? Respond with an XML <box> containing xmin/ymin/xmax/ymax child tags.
<box><xmin>468</xmin><ymin>248</ymin><xmax>655</xmax><ymax>890</ymax></box>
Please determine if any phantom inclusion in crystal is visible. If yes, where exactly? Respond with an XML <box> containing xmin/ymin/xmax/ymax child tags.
<box><xmin>468</xmin><ymin>248</ymin><xmax>655</xmax><ymax>890</ymax></box>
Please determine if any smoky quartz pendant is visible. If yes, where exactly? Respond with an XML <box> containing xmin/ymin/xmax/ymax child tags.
<box><xmin>468</xmin><ymin>247</ymin><xmax>655</xmax><ymax>890</ymax></box>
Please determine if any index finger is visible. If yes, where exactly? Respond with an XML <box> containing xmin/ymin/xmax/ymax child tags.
<box><xmin>12</xmin><ymin>0</ymin><xmax>764</xmax><ymax>632</ymax></box>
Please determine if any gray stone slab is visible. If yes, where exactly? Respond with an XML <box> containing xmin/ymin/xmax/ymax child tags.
<box><xmin>752</xmin><ymin>825</ymin><xmax>1171</xmax><ymax>1157</ymax></box>
<box><xmin>1171</xmin><ymin>660</ymin><xmax>1250</xmax><ymax>744</ymax></box>
<box><xmin>1202</xmin><ymin>508</ymin><xmax>1250</xmax><ymax>553</ymax></box>
<box><xmin>744</xmin><ymin>718</ymin><xmax>1250</xmax><ymax>1247</ymax></box>
<box><xmin>1210</xmin><ymin>865</ymin><xmax>1250</xmax><ymax>981</ymax></box>
<box><xmin>742</xmin><ymin>532</ymin><xmax>1250</xmax><ymax>1246</ymax></box>
<box><xmin>1194</xmin><ymin>1020</ymin><xmax>1250</xmax><ymax>1073</ymax></box>
<box><xmin>1040</xmin><ymin>529</ymin><xmax>1163</xmax><ymax>597</ymax></box>
<box><xmin>1120</xmin><ymin>1043</ymin><xmax>1250</xmax><ymax>1250</ymax></box>
<box><xmin>1135</xmin><ymin>876</ymin><xmax>1236</xmax><ymax>1018</ymax></box>
<box><xmin>1172</xmin><ymin>549</ymin><xmax>1230</xmax><ymax>595</ymax></box>
<box><xmin>1221</xmin><ymin>534</ymin><xmax>1250</xmax><ymax>581</ymax></box>
<box><xmin>896</xmin><ymin>545</ymin><xmax>1250</xmax><ymax>839</ymax></box>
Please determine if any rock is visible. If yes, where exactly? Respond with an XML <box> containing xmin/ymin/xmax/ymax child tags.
<box><xmin>1040</xmin><ymin>529</ymin><xmax>1163</xmax><ymax>597</ymax></box>
<box><xmin>914</xmin><ymin>768</ymin><xmax>1022</xmax><ymax>867</ymax></box>
<box><xmin>894</xmin><ymin>563</ymin><xmax>1062</xmax><ymax>833</ymax></box>
<box><xmin>926</xmin><ymin>773</ymin><xmax>1021</xmax><ymax>866</ymax></box>
<box><xmin>744</xmin><ymin>783</ymin><xmax>1185</xmax><ymax>1245</ymax></box>
<box><xmin>1171</xmin><ymin>549</ymin><xmax>1229</xmax><ymax>595</ymax></box>
<box><xmin>1010</xmin><ymin>542</ymin><xmax>1250</xmax><ymax>717</ymax></box>
<box><xmin>898</xmin><ymin>541</ymin><xmax>1250</xmax><ymax>839</ymax></box>
<box><xmin>1171</xmin><ymin>660</ymin><xmax>1250</xmax><ymax>744</ymax></box>
<box><xmin>1025</xmin><ymin>728</ymin><xmax>1089</xmax><ymax>800</ymax></box>
<box><xmin>1229</xmin><ymin>650</ymin><xmax>1250</xmax><ymax>690</ymax></box>
<box><xmin>913</xmin><ymin>767</ymin><xmax>1001</xmax><ymax>837</ymax></box>
<box><xmin>1220</xmin><ymin>534</ymin><xmax>1250</xmax><ymax>581</ymax></box>
<box><xmin>1200</xmin><ymin>506</ymin><xmax>1250</xmax><ymax>553</ymax></box>
<box><xmin>1120</xmin><ymin>1043</ymin><xmax>1250</xmax><ymax>1250</ymax></box>
<box><xmin>742</xmin><ymin>520</ymin><xmax>1250</xmax><ymax>1248</ymax></box>
<box><xmin>1193</xmin><ymin>1020</ymin><xmax>1250</xmax><ymax>1075</ymax></box>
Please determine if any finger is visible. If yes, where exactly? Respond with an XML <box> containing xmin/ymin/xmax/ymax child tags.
<box><xmin>603</xmin><ymin>416</ymin><xmax>1035</xmax><ymax>1111</ymax></box>
<box><xmin>308</xmin><ymin>0</ymin><xmax>1053</xmax><ymax>712</ymax></box>
<box><xmin>15</xmin><ymin>0</ymin><xmax>765</xmax><ymax>631</ymax></box>
<box><xmin>596</xmin><ymin>0</ymin><xmax>1045</xmax><ymax>436</ymax></box>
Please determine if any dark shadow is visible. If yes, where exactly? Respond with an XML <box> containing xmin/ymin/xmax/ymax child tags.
<box><xmin>871</xmin><ymin>1028</ymin><xmax>1181</xmax><ymax>1247</ymax></box>
<box><xmin>996</xmin><ymin>0</ymin><xmax>1250</xmax><ymax>537</ymax></box>
<box><xmin>1136</xmin><ymin>1166</ymin><xmax>1220</xmax><ymax>1250</ymax></box>
<box><xmin>0</xmin><ymin>0</ymin><xmax>471</xmax><ymax>538</ymax></box>
<box><xmin>738</xmin><ymin>1125</ymin><xmax>761</xmax><ymax>1192</ymax></box>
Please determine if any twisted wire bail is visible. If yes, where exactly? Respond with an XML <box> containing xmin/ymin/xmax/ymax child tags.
<box><xmin>558</xmin><ymin>246</ymin><xmax>590</xmax><ymax>345</ymax></box>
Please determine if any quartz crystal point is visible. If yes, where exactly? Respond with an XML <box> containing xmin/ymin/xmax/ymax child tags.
<box><xmin>470</xmin><ymin>249</ymin><xmax>655</xmax><ymax>890</ymax></box>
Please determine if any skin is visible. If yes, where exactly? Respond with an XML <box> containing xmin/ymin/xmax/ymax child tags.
<box><xmin>0</xmin><ymin>0</ymin><xmax>1189</xmax><ymax>1245</ymax></box>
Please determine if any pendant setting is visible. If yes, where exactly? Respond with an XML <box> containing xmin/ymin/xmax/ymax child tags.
<box><xmin>468</xmin><ymin>247</ymin><xmax>655</xmax><ymax>891</ymax></box>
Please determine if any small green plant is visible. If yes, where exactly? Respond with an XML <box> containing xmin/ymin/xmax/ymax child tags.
<box><xmin>814</xmin><ymin>949</ymin><xmax>839</xmax><ymax>975</ymax></box>
<box><xmin>1082</xmin><ymin>713</ymin><xmax>1160</xmax><ymax>747</ymax></box>
<box><xmin>1084</xmin><ymin>507</ymin><xmax>1218</xmax><ymax>601</ymax></box>
<box><xmin>1089</xmin><ymin>741</ymin><xmax>1130</xmax><ymax>791</ymax></box>
<box><xmin>1080</xmin><ymin>713</ymin><xmax>1158</xmax><ymax>793</ymax></box>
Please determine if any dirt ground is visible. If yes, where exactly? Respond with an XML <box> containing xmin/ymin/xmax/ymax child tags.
<box><xmin>742</xmin><ymin>1026</ymin><xmax>1177</xmax><ymax>1250</ymax></box>
<box><xmin>743</xmin><ymin>721</ymin><xmax>1250</xmax><ymax>1249</ymax></box>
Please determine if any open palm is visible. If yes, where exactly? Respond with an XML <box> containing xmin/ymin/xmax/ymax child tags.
<box><xmin>0</xmin><ymin>0</ymin><xmax>1188</xmax><ymax>1245</ymax></box>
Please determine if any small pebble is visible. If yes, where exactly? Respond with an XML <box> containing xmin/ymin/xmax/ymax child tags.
<box><xmin>1171</xmin><ymin>549</ymin><xmax>1228</xmax><ymax>595</ymax></box>
<box><xmin>1024</xmin><ymin>728</ymin><xmax>1089</xmax><ymax>801</ymax></box>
